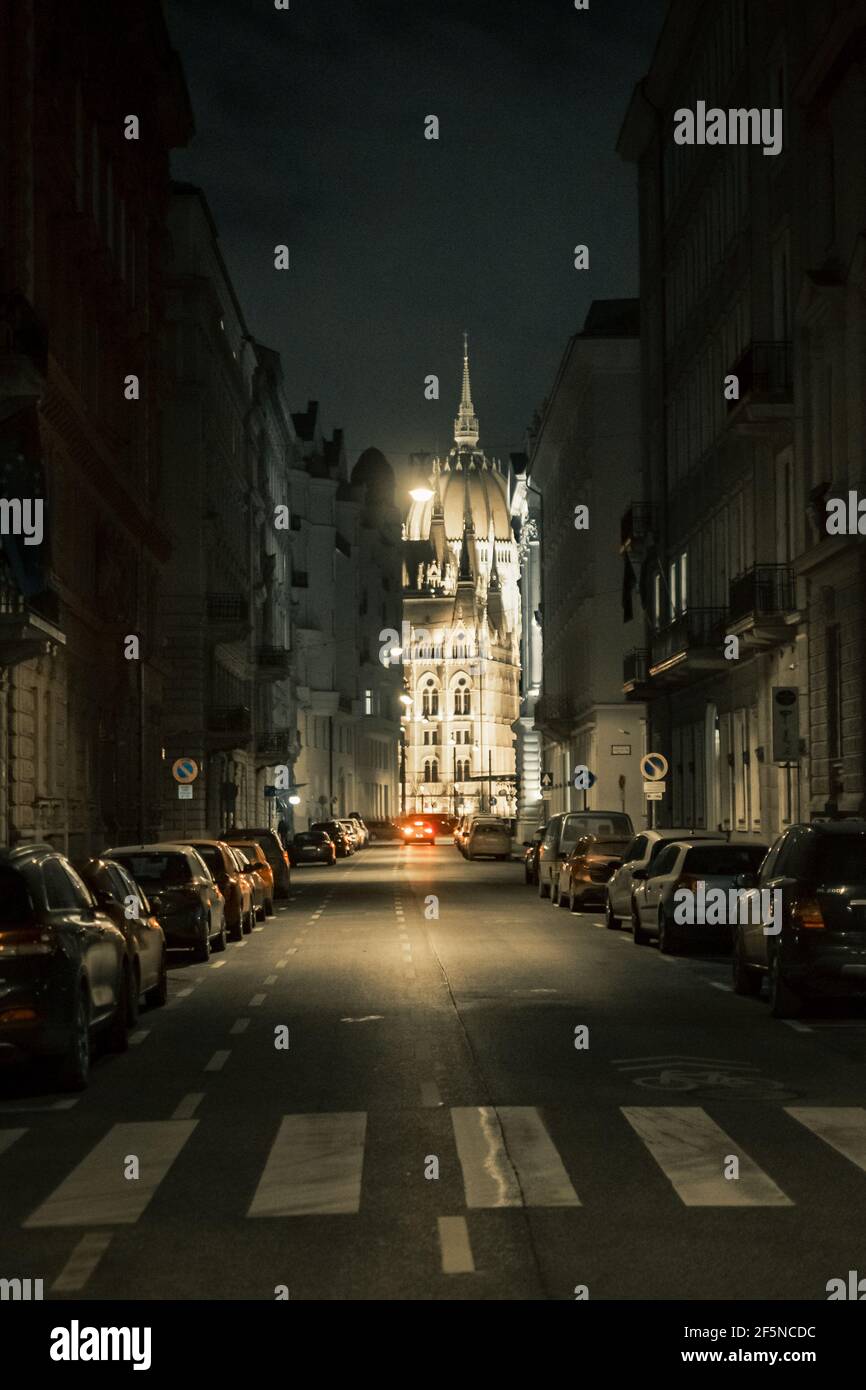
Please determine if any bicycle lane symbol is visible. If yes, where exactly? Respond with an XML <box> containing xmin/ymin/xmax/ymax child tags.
<box><xmin>611</xmin><ymin>1056</ymin><xmax>799</xmax><ymax>1102</ymax></box>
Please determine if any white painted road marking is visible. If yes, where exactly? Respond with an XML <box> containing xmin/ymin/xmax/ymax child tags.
<box><xmin>622</xmin><ymin>1107</ymin><xmax>792</xmax><ymax>1206</ymax></box>
<box><xmin>438</xmin><ymin>1215</ymin><xmax>475</xmax><ymax>1274</ymax></box>
<box><xmin>24</xmin><ymin>1120</ymin><xmax>198</xmax><ymax>1227</ymax></box>
<box><xmin>786</xmin><ymin>1107</ymin><xmax>866</xmax><ymax>1175</ymax></box>
<box><xmin>230</xmin><ymin>1019</ymin><xmax>250</xmax><ymax>1035</ymax></box>
<box><xmin>172</xmin><ymin>1093</ymin><xmax>204</xmax><ymax>1120</ymax></box>
<box><xmin>451</xmin><ymin>1106</ymin><xmax>580</xmax><ymax>1208</ymax></box>
<box><xmin>205</xmin><ymin>1050</ymin><xmax>231</xmax><ymax>1072</ymax></box>
<box><xmin>248</xmin><ymin>1112</ymin><xmax>367</xmax><ymax>1217</ymax></box>
<box><xmin>52</xmin><ymin>1233</ymin><xmax>113</xmax><ymax>1292</ymax></box>
<box><xmin>249</xmin><ymin>994</ymin><xmax>266</xmax><ymax>1007</ymax></box>
<box><xmin>0</xmin><ymin>1128</ymin><xmax>27</xmax><ymax>1157</ymax></box>
<box><xmin>129</xmin><ymin>1029</ymin><xmax>150</xmax><ymax>1045</ymax></box>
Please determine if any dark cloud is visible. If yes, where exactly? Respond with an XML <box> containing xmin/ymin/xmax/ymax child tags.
<box><xmin>166</xmin><ymin>0</ymin><xmax>664</xmax><ymax>464</ymax></box>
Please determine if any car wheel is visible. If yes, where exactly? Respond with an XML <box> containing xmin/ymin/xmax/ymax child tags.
<box><xmin>569</xmin><ymin>889</ymin><xmax>580</xmax><ymax>914</ymax></box>
<box><xmin>243</xmin><ymin>908</ymin><xmax>254</xmax><ymax>935</ymax></box>
<box><xmin>193</xmin><ymin>921</ymin><xmax>211</xmax><ymax>962</ymax></box>
<box><xmin>57</xmin><ymin>985</ymin><xmax>91</xmax><ymax>1091</ymax></box>
<box><xmin>145</xmin><ymin>955</ymin><xmax>168</xmax><ymax>1008</ymax></box>
<box><xmin>255</xmin><ymin>903</ymin><xmax>266</xmax><ymax>922</ymax></box>
<box><xmin>604</xmin><ymin>897</ymin><xmax>619</xmax><ymax>931</ymax></box>
<box><xmin>265</xmin><ymin>899</ymin><xmax>274</xmax><ymax>918</ymax></box>
<box><xmin>106</xmin><ymin>965</ymin><xmax>130</xmax><ymax>1053</ymax></box>
<box><xmin>551</xmin><ymin>880</ymin><xmax>560</xmax><ymax>905</ymax></box>
<box><xmin>558</xmin><ymin>884</ymin><xmax>570</xmax><ymax>910</ymax></box>
<box><xmin>732</xmin><ymin>932</ymin><xmax>762</xmax><ymax>996</ymax></box>
<box><xmin>126</xmin><ymin>962</ymin><xmax>141</xmax><ymax>1027</ymax></box>
<box><xmin>768</xmin><ymin>950</ymin><xmax>801</xmax><ymax>1018</ymax></box>
<box><xmin>212</xmin><ymin>916</ymin><xmax>228</xmax><ymax>953</ymax></box>
<box><xmin>229</xmin><ymin>912</ymin><xmax>244</xmax><ymax>942</ymax></box>
<box><xmin>658</xmin><ymin>910</ymin><xmax>680</xmax><ymax>955</ymax></box>
<box><xmin>538</xmin><ymin>873</ymin><xmax>550</xmax><ymax>900</ymax></box>
<box><xmin>631</xmin><ymin>900</ymin><xmax>650</xmax><ymax>945</ymax></box>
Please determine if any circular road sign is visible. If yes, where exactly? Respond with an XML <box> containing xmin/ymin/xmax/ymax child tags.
<box><xmin>172</xmin><ymin>757</ymin><xmax>199</xmax><ymax>784</ymax></box>
<box><xmin>640</xmin><ymin>752</ymin><xmax>668</xmax><ymax>782</ymax></box>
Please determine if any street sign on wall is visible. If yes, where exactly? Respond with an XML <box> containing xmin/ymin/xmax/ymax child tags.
<box><xmin>771</xmin><ymin>687</ymin><xmax>800</xmax><ymax>763</ymax></box>
<box><xmin>640</xmin><ymin>752</ymin><xmax>668</xmax><ymax>782</ymax></box>
<box><xmin>178</xmin><ymin>785</ymin><xmax>193</xmax><ymax>800</ymax></box>
<box><xmin>172</xmin><ymin>757</ymin><xmax>198</xmax><ymax>784</ymax></box>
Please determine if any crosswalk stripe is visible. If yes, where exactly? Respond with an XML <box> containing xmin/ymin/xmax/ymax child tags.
<box><xmin>23</xmin><ymin>1121</ymin><xmax>198</xmax><ymax>1227</ymax></box>
<box><xmin>451</xmin><ymin>1106</ymin><xmax>579</xmax><ymax>1208</ymax></box>
<box><xmin>52</xmin><ymin>1233</ymin><xmax>113</xmax><ymax>1292</ymax></box>
<box><xmin>622</xmin><ymin>1107</ymin><xmax>792</xmax><ymax>1207</ymax></box>
<box><xmin>247</xmin><ymin>1113</ymin><xmax>367</xmax><ymax>1217</ymax></box>
<box><xmin>438</xmin><ymin>1215</ymin><xmax>475</xmax><ymax>1273</ymax></box>
<box><xmin>0</xmin><ymin>1128</ymin><xmax>26</xmax><ymax>1157</ymax></box>
<box><xmin>785</xmin><ymin>1107</ymin><xmax>866</xmax><ymax>1174</ymax></box>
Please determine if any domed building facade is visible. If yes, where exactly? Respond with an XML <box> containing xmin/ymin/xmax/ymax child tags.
<box><xmin>401</xmin><ymin>339</ymin><xmax>521</xmax><ymax>817</ymax></box>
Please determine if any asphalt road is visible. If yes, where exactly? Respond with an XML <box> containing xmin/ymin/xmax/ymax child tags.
<box><xmin>3</xmin><ymin>841</ymin><xmax>866</xmax><ymax>1301</ymax></box>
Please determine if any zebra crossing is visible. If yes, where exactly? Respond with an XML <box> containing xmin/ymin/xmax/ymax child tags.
<box><xmin>5</xmin><ymin>1103</ymin><xmax>866</xmax><ymax>1228</ymax></box>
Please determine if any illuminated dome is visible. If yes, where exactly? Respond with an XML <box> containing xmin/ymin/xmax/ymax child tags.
<box><xmin>406</xmin><ymin>459</ymin><xmax>511</xmax><ymax>541</ymax></box>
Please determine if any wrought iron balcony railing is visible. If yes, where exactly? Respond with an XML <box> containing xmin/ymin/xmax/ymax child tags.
<box><xmin>620</xmin><ymin>504</ymin><xmax>655</xmax><ymax>549</ymax></box>
<box><xmin>729</xmin><ymin>565</ymin><xmax>796</xmax><ymax>624</ymax></box>
<box><xmin>650</xmin><ymin>607</ymin><xmax>727</xmax><ymax>670</ymax></box>
<box><xmin>726</xmin><ymin>341</ymin><xmax>792</xmax><ymax>412</ymax></box>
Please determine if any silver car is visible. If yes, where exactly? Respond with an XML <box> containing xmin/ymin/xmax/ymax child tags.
<box><xmin>465</xmin><ymin>818</ymin><xmax>511</xmax><ymax>861</ymax></box>
<box><xmin>604</xmin><ymin>828</ymin><xmax>727</xmax><ymax>930</ymax></box>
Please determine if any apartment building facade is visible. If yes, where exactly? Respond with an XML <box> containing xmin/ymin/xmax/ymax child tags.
<box><xmin>616</xmin><ymin>0</ymin><xmax>866</xmax><ymax>835</ymax></box>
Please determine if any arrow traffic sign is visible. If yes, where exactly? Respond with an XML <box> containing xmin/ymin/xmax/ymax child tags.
<box><xmin>540</xmin><ymin>772</ymin><xmax>553</xmax><ymax>790</ymax></box>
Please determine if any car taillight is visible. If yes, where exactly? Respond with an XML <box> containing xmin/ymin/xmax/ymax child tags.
<box><xmin>283</xmin><ymin>851</ymin><xmax>289</xmax><ymax>865</ymax></box>
<box><xmin>793</xmin><ymin>898</ymin><xmax>825</xmax><ymax>929</ymax></box>
<box><xmin>0</xmin><ymin>928</ymin><xmax>53</xmax><ymax>957</ymax></box>
<box><xmin>402</xmin><ymin>827</ymin><xmax>412</xmax><ymax>836</ymax></box>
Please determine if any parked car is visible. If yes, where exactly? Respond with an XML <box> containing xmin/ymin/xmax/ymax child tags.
<box><xmin>0</xmin><ymin>844</ymin><xmax>130</xmax><ymax>1090</ymax></box>
<box><xmin>454</xmin><ymin>816</ymin><xmax>473</xmax><ymax>854</ymax></box>
<box><xmin>105</xmin><ymin>844</ymin><xmax>227</xmax><ymax>961</ymax></box>
<box><xmin>182</xmin><ymin>840</ymin><xmax>255</xmax><ymax>941</ymax></box>
<box><xmin>75</xmin><ymin>856</ymin><xmax>168</xmax><ymax>1015</ymax></box>
<box><xmin>537</xmin><ymin>811</ymin><xmax>634</xmax><ymax>899</ymax></box>
<box><xmin>289</xmin><ymin>830</ymin><xmax>336</xmax><ymax>866</ymax></box>
<box><xmin>632</xmin><ymin>838</ymin><xmax>768</xmax><ymax>951</ymax></box>
<box><xmin>733</xmin><ymin>819</ymin><xmax>866</xmax><ymax>1017</ymax></box>
<box><xmin>556</xmin><ymin>834</ymin><xmax>632</xmax><ymax>911</ymax></box>
<box><xmin>465</xmin><ymin>817</ymin><xmax>511</xmax><ymax>861</ymax></box>
<box><xmin>225</xmin><ymin>840</ymin><xmax>275</xmax><ymax>918</ymax></box>
<box><xmin>337</xmin><ymin>819</ymin><xmax>361</xmax><ymax>851</ymax></box>
<box><xmin>225</xmin><ymin>843</ymin><xmax>267</xmax><ymax>920</ymax></box>
<box><xmin>226</xmin><ymin>827</ymin><xmax>291</xmax><ymax>898</ymax></box>
<box><xmin>523</xmin><ymin>825</ymin><xmax>547</xmax><ymax>885</ymax></box>
<box><xmin>347</xmin><ymin>813</ymin><xmax>369</xmax><ymax>847</ymax></box>
<box><xmin>604</xmin><ymin>827</ymin><xmax>728</xmax><ymax>930</ymax></box>
<box><xmin>310</xmin><ymin>821</ymin><xmax>353</xmax><ymax>857</ymax></box>
<box><xmin>401</xmin><ymin>818</ymin><xmax>436</xmax><ymax>846</ymax></box>
<box><xmin>365</xmin><ymin>820</ymin><xmax>404</xmax><ymax>843</ymax></box>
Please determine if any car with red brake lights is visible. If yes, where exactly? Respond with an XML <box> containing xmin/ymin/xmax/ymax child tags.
<box><xmin>631</xmin><ymin>838</ymin><xmax>768</xmax><ymax>952</ymax></box>
<box><xmin>402</xmin><ymin>818</ymin><xmax>435</xmax><ymax>845</ymax></box>
<box><xmin>733</xmin><ymin>819</ymin><xmax>866</xmax><ymax>1017</ymax></box>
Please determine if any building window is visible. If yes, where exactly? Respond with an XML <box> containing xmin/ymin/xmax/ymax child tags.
<box><xmin>364</xmin><ymin>688</ymin><xmax>372</xmax><ymax>716</ymax></box>
<box><xmin>679</xmin><ymin>552</ymin><xmax>688</xmax><ymax>613</ymax></box>
<box><xmin>421</xmin><ymin>678</ymin><xmax>439</xmax><ymax>717</ymax></box>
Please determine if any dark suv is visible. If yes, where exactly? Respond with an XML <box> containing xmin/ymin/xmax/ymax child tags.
<box><xmin>733</xmin><ymin>819</ymin><xmax>866</xmax><ymax>1017</ymax></box>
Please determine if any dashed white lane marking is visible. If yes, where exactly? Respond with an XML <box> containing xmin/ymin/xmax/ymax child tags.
<box><xmin>129</xmin><ymin>1029</ymin><xmax>150</xmax><ymax>1045</ymax></box>
<box><xmin>622</xmin><ymin>1107</ymin><xmax>792</xmax><ymax>1207</ymax></box>
<box><xmin>276</xmin><ymin>960</ymin><xmax>288</xmax><ymax>969</ymax></box>
<box><xmin>782</xmin><ymin>1019</ymin><xmax>812</xmax><ymax>1033</ymax></box>
<box><xmin>287</xmin><ymin>948</ymin><xmax>298</xmax><ymax>955</ymax></box>
<box><xmin>656</xmin><ymin>955</ymin><xmax>678</xmax><ymax>965</ymax></box>
<box><xmin>230</xmin><ymin>1019</ymin><xmax>250</xmax><ymax>1035</ymax></box>
<box><xmin>52</xmin><ymin>1233</ymin><xmax>113</xmax><ymax>1292</ymax></box>
<box><xmin>264</xmin><ymin>975</ymin><xmax>278</xmax><ymax>985</ymax></box>
<box><xmin>248</xmin><ymin>1112</ymin><xmax>367</xmax><ymax>1217</ymax></box>
<box><xmin>451</xmin><ymin>1106</ymin><xmax>580</xmax><ymax>1208</ymax></box>
<box><xmin>0</xmin><ymin>1098</ymin><xmax>77</xmax><ymax>1114</ymax></box>
<box><xmin>211</xmin><ymin>959</ymin><xmax>227</xmax><ymax>968</ymax></box>
<box><xmin>249</xmin><ymin>994</ymin><xmax>266</xmax><ymax>1007</ymax></box>
<box><xmin>438</xmin><ymin>1215</ymin><xmax>475</xmax><ymax>1274</ymax></box>
<box><xmin>786</xmin><ymin>1107</ymin><xmax>866</xmax><ymax>1174</ymax></box>
<box><xmin>172</xmin><ymin>1093</ymin><xmax>204</xmax><ymax>1120</ymax></box>
<box><xmin>234</xmin><ymin>941</ymin><xmax>247</xmax><ymax>949</ymax></box>
<box><xmin>205</xmin><ymin>1050</ymin><xmax>231</xmax><ymax>1072</ymax></box>
<box><xmin>177</xmin><ymin>988</ymin><xmax>195</xmax><ymax>997</ymax></box>
<box><xmin>340</xmin><ymin>1015</ymin><xmax>384</xmax><ymax>1023</ymax></box>
<box><xmin>24</xmin><ymin>1120</ymin><xmax>198</xmax><ymax>1227</ymax></box>
<box><xmin>710</xmin><ymin>981</ymin><xmax>732</xmax><ymax>992</ymax></box>
<box><xmin>0</xmin><ymin>1128</ymin><xmax>27</xmax><ymax>1157</ymax></box>
<box><xmin>252</xmin><ymin>926</ymin><xmax>264</xmax><ymax>933</ymax></box>
<box><xmin>421</xmin><ymin>1080</ymin><xmax>442</xmax><ymax>1107</ymax></box>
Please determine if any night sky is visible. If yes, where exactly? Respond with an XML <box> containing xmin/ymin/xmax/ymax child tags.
<box><xmin>166</xmin><ymin>0</ymin><xmax>665</xmax><ymax>473</ymax></box>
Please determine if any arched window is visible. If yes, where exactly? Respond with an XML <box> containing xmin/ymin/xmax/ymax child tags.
<box><xmin>420</xmin><ymin>676</ymin><xmax>439</xmax><ymax>718</ymax></box>
<box><xmin>423</xmin><ymin>760</ymin><xmax>431</xmax><ymax>782</ymax></box>
<box><xmin>456</xmin><ymin>758</ymin><xmax>469</xmax><ymax>781</ymax></box>
<box><xmin>430</xmin><ymin>759</ymin><xmax>439</xmax><ymax>783</ymax></box>
<box><xmin>453</xmin><ymin>632</ymin><xmax>466</xmax><ymax>659</ymax></box>
<box><xmin>462</xmin><ymin>688</ymin><xmax>471</xmax><ymax>714</ymax></box>
<box><xmin>453</xmin><ymin>677</ymin><xmax>471</xmax><ymax>715</ymax></box>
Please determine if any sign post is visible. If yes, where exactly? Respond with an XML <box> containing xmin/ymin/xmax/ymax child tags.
<box><xmin>640</xmin><ymin>752</ymin><xmax>669</xmax><ymax>829</ymax></box>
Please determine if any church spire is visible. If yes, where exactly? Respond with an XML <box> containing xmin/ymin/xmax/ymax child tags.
<box><xmin>454</xmin><ymin>331</ymin><xmax>480</xmax><ymax>449</ymax></box>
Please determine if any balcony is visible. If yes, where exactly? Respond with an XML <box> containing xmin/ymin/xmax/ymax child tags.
<box><xmin>728</xmin><ymin>565</ymin><xmax>798</xmax><ymax>646</ymax></box>
<box><xmin>534</xmin><ymin>693</ymin><xmax>577</xmax><ymax>736</ymax></box>
<box><xmin>205</xmin><ymin>704</ymin><xmax>252</xmax><ymax>749</ymax></box>
<box><xmin>257</xmin><ymin>729</ymin><xmax>296</xmax><ymax>761</ymax></box>
<box><xmin>622</xmin><ymin>647</ymin><xmax>652</xmax><ymax>699</ymax></box>
<box><xmin>620</xmin><ymin>503</ymin><xmax>655</xmax><ymax>553</ymax></box>
<box><xmin>649</xmin><ymin>607</ymin><xmax>728</xmax><ymax>682</ymax></box>
<box><xmin>0</xmin><ymin>569</ymin><xmax>64</xmax><ymax>667</ymax></box>
<box><xmin>206</xmin><ymin>593</ymin><xmax>249</xmax><ymax>643</ymax></box>
<box><xmin>726</xmin><ymin>341</ymin><xmax>792</xmax><ymax>434</ymax></box>
<box><xmin>255</xmin><ymin>645</ymin><xmax>292</xmax><ymax>681</ymax></box>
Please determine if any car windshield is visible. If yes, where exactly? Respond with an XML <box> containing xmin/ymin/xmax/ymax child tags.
<box><xmin>683</xmin><ymin>844</ymin><xmax>767</xmax><ymax>875</ymax></box>
<box><xmin>113</xmin><ymin>853</ymin><xmax>191</xmax><ymax>885</ymax></box>
<box><xmin>806</xmin><ymin>834</ymin><xmax>866</xmax><ymax>884</ymax></box>
<box><xmin>295</xmin><ymin>834</ymin><xmax>318</xmax><ymax>845</ymax></box>
<box><xmin>562</xmin><ymin>814</ymin><xmax>632</xmax><ymax>850</ymax></box>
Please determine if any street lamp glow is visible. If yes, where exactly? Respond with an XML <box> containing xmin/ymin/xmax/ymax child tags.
<box><xmin>288</xmin><ymin>794</ymin><xmax>301</xmax><ymax>805</ymax></box>
<box><xmin>409</xmin><ymin>486</ymin><xmax>434</xmax><ymax>502</ymax></box>
<box><xmin>399</xmin><ymin>693</ymin><xmax>413</xmax><ymax>706</ymax></box>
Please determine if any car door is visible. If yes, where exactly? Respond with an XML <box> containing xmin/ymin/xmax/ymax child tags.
<box><xmin>642</xmin><ymin>844</ymin><xmax>679</xmax><ymax>926</ymax></box>
<box><xmin>112</xmin><ymin>864</ymin><xmax>159</xmax><ymax>993</ymax></box>
<box><xmin>744</xmin><ymin>836</ymin><xmax>783</xmax><ymax>965</ymax></box>
<box><xmin>611</xmin><ymin>835</ymin><xmax>648</xmax><ymax>915</ymax></box>
<box><xmin>538</xmin><ymin>816</ymin><xmax>561</xmax><ymax>888</ymax></box>
<box><xmin>45</xmin><ymin>859</ymin><xmax>116</xmax><ymax>1019</ymax></box>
